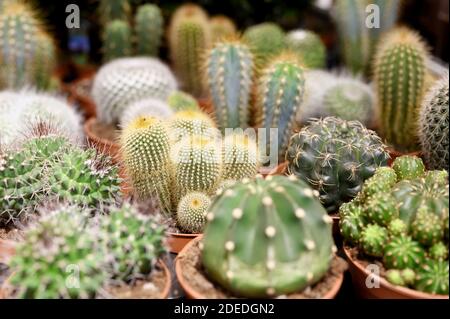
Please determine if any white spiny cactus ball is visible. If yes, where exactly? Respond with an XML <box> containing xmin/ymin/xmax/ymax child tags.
<box><xmin>92</xmin><ymin>57</ymin><xmax>178</xmax><ymax>125</ymax></box>
<box><xmin>120</xmin><ymin>97</ymin><xmax>174</xmax><ymax>128</ymax></box>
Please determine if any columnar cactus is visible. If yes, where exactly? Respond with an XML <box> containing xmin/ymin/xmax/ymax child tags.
<box><xmin>32</xmin><ymin>31</ymin><xmax>57</xmax><ymax>90</ymax></box>
<box><xmin>167</xmin><ymin>91</ymin><xmax>200</xmax><ymax>112</ymax></box>
<box><xmin>210</xmin><ymin>15</ymin><xmax>236</xmax><ymax>43</ymax></box>
<box><xmin>98</xmin><ymin>0</ymin><xmax>130</xmax><ymax>26</ymax></box>
<box><xmin>92</xmin><ymin>57</ymin><xmax>177</xmax><ymax>125</ymax></box>
<box><xmin>286</xmin><ymin>29</ymin><xmax>326</xmax><ymax>69</ymax></box>
<box><xmin>167</xmin><ymin>110</ymin><xmax>218</xmax><ymax>143</ymax></box>
<box><xmin>176</xmin><ymin>192</ymin><xmax>210</xmax><ymax>234</ymax></box>
<box><xmin>286</xmin><ymin>117</ymin><xmax>390</xmax><ymax>213</ymax></box>
<box><xmin>135</xmin><ymin>4</ymin><xmax>164</xmax><ymax>56</ymax></box>
<box><xmin>102</xmin><ymin>19</ymin><xmax>132</xmax><ymax>62</ymax></box>
<box><xmin>201</xmin><ymin>175</ymin><xmax>334</xmax><ymax>298</ymax></box>
<box><xmin>374</xmin><ymin>27</ymin><xmax>428</xmax><ymax>151</ymax></box>
<box><xmin>205</xmin><ymin>40</ymin><xmax>254</xmax><ymax>131</ymax></box>
<box><xmin>120</xmin><ymin>98</ymin><xmax>173</xmax><ymax>128</ymax></box>
<box><xmin>418</xmin><ymin>74</ymin><xmax>449</xmax><ymax>171</ymax></box>
<box><xmin>169</xmin><ymin>4</ymin><xmax>210</xmax><ymax>96</ymax></box>
<box><xmin>256</xmin><ymin>54</ymin><xmax>305</xmax><ymax>159</ymax></box>
<box><xmin>222</xmin><ymin>133</ymin><xmax>259</xmax><ymax>181</ymax></box>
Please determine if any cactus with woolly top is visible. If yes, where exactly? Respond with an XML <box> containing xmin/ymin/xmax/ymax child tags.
<box><xmin>210</xmin><ymin>15</ymin><xmax>236</xmax><ymax>43</ymax></box>
<box><xmin>205</xmin><ymin>39</ymin><xmax>254</xmax><ymax>131</ymax></box>
<box><xmin>135</xmin><ymin>4</ymin><xmax>163</xmax><ymax>56</ymax></box>
<box><xmin>102</xmin><ymin>19</ymin><xmax>132</xmax><ymax>62</ymax></box>
<box><xmin>286</xmin><ymin>117</ymin><xmax>390</xmax><ymax>213</ymax></box>
<box><xmin>167</xmin><ymin>110</ymin><xmax>218</xmax><ymax>144</ymax></box>
<box><xmin>201</xmin><ymin>175</ymin><xmax>335</xmax><ymax>298</ymax></box>
<box><xmin>222</xmin><ymin>132</ymin><xmax>259</xmax><ymax>181</ymax></box>
<box><xmin>98</xmin><ymin>0</ymin><xmax>130</xmax><ymax>26</ymax></box>
<box><xmin>243</xmin><ymin>22</ymin><xmax>286</xmax><ymax>68</ymax></box>
<box><xmin>92</xmin><ymin>57</ymin><xmax>177</xmax><ymax>125</ymax></box>
<box><xmin>8</xmin><ymin>206</ymin><xmax>106</xmax><ymax>298</ymax></box>
<box><xmin>168</xmin><ymin>4</ymin><xmax>210</xmax><ymax>96</ymax></box>
<box><xmin>167</xmin><ymin>91</ymin><xmax>200</xmax><ymax>112</ymax></box>
<box><xmin>256</xmin><ymin>54</ymin><xmax>305</xmax><ymax>159</ymax></box>
<box><xmin>374</xmin><ymin>27</ymin><xmax>428</xmax><ymax>151</ymax></box>
<box><xmin>176</xmin><ymin>192</ymin><xmax>210</xmax><ymax>234</ymax></box>
<box><xmin>418</xmin><ymin>74</ymin><xmax>449</xmax><ymax>171</ymax></box>
<box><xmin>286</xmin><ymin>29</ymin><xmax>326</xmax><ymax>69</ymax></box>
<box><xmin>120</xmin><ymin>97</ymin><xmax>173</xmax><ymax>128</ymax></box>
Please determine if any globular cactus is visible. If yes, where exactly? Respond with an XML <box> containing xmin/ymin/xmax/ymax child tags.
<box><xmin>418</xmin><ymin>74</ymin><xmax>449</xmax><ymax>171</ymax></box>
<box><xmin>388</xmin><ymin>218</ymin><xmax>408</xmax><ymax>237</ymax></box>
<box><xmin>222</xmin><ymin>133</ymin><xmax>259</xmax><ymax>181</ymax></box>
<box><xmin>167</xmin><ymin>91</ymin><xmax>200</xmax><ymax>112</ymax></box>
<box><xmin>363</xmin><ymin>193</ymin><xmax>399</xmax><ymax>227</ymax></box>
<box><xmin>169</xmin><ymin>4</ymin><xmax>210</xmax><ymax>97</ymax></box>
<box><xmin>386</xmin><ymin>269</ymin><xmax>406</xmax><ymax>287</ymax></box>
<box><xmin>256</xmin><ymin>54</ymin><xmax>305</xmax><ymax>159</ymax></box>
<box><xmin>286</xmin><ymin>29</ymin><xmax>326</xmax><ymax>69</ymax></box>
<box><xmin>9</xmin><ymin>206</ymin><xmax>106</xmax><ymax>298</ymax></box>
<box><xmin>383</xmin><ymin>236</ymin><xmax>425</xmax><ymax>269</ymax></box>
<box><xmin>167</xmin><ymin>110</ymin><xmax>218</xmax><ymax>144</ymax></box>
<box><xmin>360</xmin><ymin>224</ymin><xmax>388</xmax><ymax>257</ymax></box>
<box><xmin>120</xmin><ymin>116</ymin><xmax>174</xmax><ymax>214</ymax></box>
<box><xmin>176</xmin><ymin>191</ymin><xmax>210</xmax><ymax>234</ymax></box>
<box><xmin>120</xmin><ymin>97</ymin><xmax>173</xmax><ymax>128</ymax></box>
<box><xmin>429</xmin><ymin>242</ymin><xmax>448</xmax><ymax>261</ymax></box>
<box><xmin>210</xmin><ymin>15</ymin><xmax>236</xmax><ymax>43</ymax></box>
<box><xmin>339</xmin><ymin>200</ymin><xmax>365</xmax><ymax>245</ymax></box>
<box><xmin>410</xmin><ymin>207</ymin><xmax>445</xmax><ymax>247</ymax></box>
<box><xmin>205</xmin><ymin>39</ymin><xmax>254</xmax><ymax>131</ymax></box>
<box><xmin>201</xmin><ymin>175</ymin><xmax>334</xmax><ymax>298</ymax></box>
<box><xmin>392</xmin><ymin>155</ymin><xmax>425</xmax><ymax>181</ymax></box>
<box><xmin>414</xmin><ymin>260</ymin><xmax>449</xmax><ymax>295</ymax></box>
<box><xmin>98</xmin><ymin>0</ymin><xmax>130</xmax><ymax>26</ymax></box>
<box><xmin>92</xmin><ymin>57</ymin><xmax>177</xmax><ymax>125</ymax></box>
<box><xmin>135</xmin><ymin>4</ymin><xmax>163</xmax><ymax>56</ymax></box>
<box><xmin>102</xmin><ymin>19</ymin><xmax>132</xmax><ymax>62</ymax></box>
<box><xmin>374</xmin><ymin>27</ymin><xmax>428</xmax><ymax>151</ymax></box>
<box><xmin>243</xmin><ymin>22</ymin><xmax>286</xmax><ymax>68</ymax></box>
<box><xmin>100</xmin><ymin>203</ymin><xmax>167</xmax><ymax>282</ymax></box>
<box><xmin>286</xmin><ymin>117</ymin><xmax>389</xmax><ymax>213</ymax></box>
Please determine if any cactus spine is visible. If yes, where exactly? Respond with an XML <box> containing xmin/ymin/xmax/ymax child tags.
<box><xmin>374</xmin><ymin>27</ymin><xmax>428</xmax><ymax>151</ymax></box>
<box><xmin>135</xmin><ymin>4</ymin><xmax>163</xmax><ymax>56</ymax></box>
<box><xmin>222</xmin><ymin>133</ymin><xmax>259</xmax><ymax>181</ymax></box>
<box><xmin>167</xmin><ymin>110</ymin><xmax>218</xmax><ymax>144</ymax></box>
<box><xmin>167</xmin><ymin>91</ymin><xmax>200</xmax><ymax>112</ymax></box>
<box><xmin>103</xmin><ymin>19</ymin><xmax>132</xmax><ymax>62</ymax></box>
<box><xmin>286</xmin><ymin>29</ymin><xmax>326</xmax><ymax>69</ymax></box>
<box><xmin>120</xmin><ymin>97</ymin><xmax>173</xmax><ymax>128</ymax></box>
<box><xmin>210</xmin><ymin>15</ymin><xmax>236</xmax><ymax>43</ymax></box>
<box><xmin>176</xmin><ymin>191</ymin><xmax>210</xmax><ymax>234</ymax></box>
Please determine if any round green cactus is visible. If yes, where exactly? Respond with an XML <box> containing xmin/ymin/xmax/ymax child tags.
<box><xmin>286</xmin><ymin>29</ymin><xmax>326</xmax><ymax>69</ymax></box>
<box><xmin>425</xmin><ymin>170</ymin><xmax>448</xmax><ymax>187</ymax></box>
<box><xmin>201</xmin><ymin>175</ymin><xmax>334</xmax><ymax>298</ymax></box>
<box><xmin>222</xmin><ymin>133</ymin><xmax>259</xmax><ymax>181</ymax></box>
<box><xmin>286</xmin><ymin>117</ymin><xmax>389</xmax><ymax>213</ymax></box>
<box><xmin>339</xmin><ymin>200</ymin><xmax>366</xmax><ymax>245</ymax></box>
<box><xmin>387</xmin><ymin>218</ymin><xmax>408</xmax><ymax>237</ymax></box>
<box><xmin>102</xmin><ymin>19</ymin><xmax>132</xmax><ymax>62</ymax></box>
<box><xmin>410</xmin><ymin>207</ymin><xmax>445</xmax><ymax>246</ymax></box>
<box><xmin>167</xmin><ymin>110</ymin><xmax>218</xmax><ymax>143</ymax></box>
<box><xmin>363</xmin><ymin>193</ymin><xmax>399</xmax><ymax>227</ymax></box>
<box><xmin>360</xmin><ymin>224</ymin><xmax>388</xmax><ymax>257</ymax></box>
<box><xmin>176</xmin><ymin>192</ymin><xmax>210</xmax><ymax>233</ymax></box>
<box><xmin>392</xmin><ymin>155</ymin><xmax>426</xmax><ymax>181</ymax></box>
<box><xmin>98</xmin><ymin>0</ymin><xmax>130</xmax><ymax>26</ymax></box>
<box><xmin>167</xmin><ymin>91</ymin><xmax>200</xmax><ymax>112</ymax></box>
<box><xmin>135</xmin><ymin>4</ymin><xmax>164</xmax><ymax>56</ymax></box>
<box><xmin>429</xmin><ymin>242</ymin><xmax>448</xmax><ymax>261</ymax></box>
<box><xmin>383</xmin><ymin>236</ymin><xmax>425</xmax><ymax>269</ymax></box>
<box><xmin>414</xmin><ymin>260</ymin><xmax>449</xmax><ymax>295</ymax></box>
<box><xmin>401</xmin><ymin>268</ymin><xmax>416</xmax><ymax>286</ymax></box>
<box><xmin>386</xmin><ymin>269</ymin><xmax>405</xmax><ymax>287</ymax></box>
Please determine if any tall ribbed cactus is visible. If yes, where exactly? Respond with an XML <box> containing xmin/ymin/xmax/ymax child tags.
<box><xmin>33</xmin><ymin>31</ymin><xmax>57</xmax><ymax>90</ymax></box>
<box><xmin>286</xmin><ymin>29</ymin><xmax>326</xmax><ymax>69</ymax></box>
<box><xmin>205</xmin><ymin>40</ymin><xmax>254</xmax><ymax>131</ymax></box>
<box><xmin>210</xmin><ymin>15</ymin><xmax>236</xmax><ymax>43</ymax></box>
<box><xmin>418</xmin><ymin>74</ymin><xmax>449</xmax><ymax>171</ymax></box>
<box><xmin>102</xmin><ymin>19</ymin><xmax>132</xmax><ymax>62</ymax></box>
<box><xmin>98</xmin><ymin>0</ymin><xmax>130</xmax><ymax>26</ymax></box>
<box><xmin>374</xmin><ymin>27</ymin><xmax>428</xmax><ymax>151</ymax></box>
<box><xmin>201</xmin><ymin>175</ymin><xmax>334</xmax><ymax>298</ymax></box>
<box><xmin>169</xmin><ymin>4</ymin><xmax>210</xmax><ymax>97</ymax></box>
<box><xmin>135</xmin><ymin>4</ymin><xmax>163</xmax><ymax>56</ymax></box>
<box><xmin>256</xmin><ymin>54</ymin><xmax>305</xmax><ymax>159</ymax></box>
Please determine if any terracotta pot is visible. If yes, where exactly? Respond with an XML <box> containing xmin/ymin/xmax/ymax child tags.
<box><xmin>0</xmin><ymin>260</ymin><xmax>171</xmax><ymax>299</ymax></box>
<box><xmin>84</xmin><ymin>117</ymin><xmax>121</xmax><ymax>162</ymax></box>
<box><xmin>176</xmin><ymin>236</ymin><xmax>345</xmax><ymax>299</ymax></box>
<box><xmin>343</xmin><ymin>246</ymin><xmax>449</xmax><ymax>299</ymax></box>
<box><xmin>387</xmin><ymin>148</ymin><xmax>422</xmax><ymax>166</ymax></box>
<box><xmin>67</xmin><ymin>76</ymin><xmax>96</xmax><ymax>119</ymax></box>
<box><xmin>0</xmin><ymin>239</ymin><xmax>16</xmax><ymax>264</ymax></box>
<box><xmin>167</xmin><ymin>232</ymin><xmax>201</xmax><ymax>254</ymax></box>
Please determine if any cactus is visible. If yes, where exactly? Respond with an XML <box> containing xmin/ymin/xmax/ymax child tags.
<box><xmin>167</xmin><ymin>91</ymin><xmax>200</xmax><ymax>112</ymax></box>
<box><xmin>32</xmin><ymin>31</ymin><xmax>57</xmax><ymax>90</ymax></box>
<box><xmin>383</xmin><ymin>236</ymin><xmax>425</xmax><ymax>269</ymax></box>
<box><xmin>243</xmin><ymin>22</ymin><xmax>286</xmax><ymax>68</ymax></box>
<box><xmin>414</xmin><ymin>260</ymin><xmax>449</xmax><ymax>295</ymax></box>
<box><xmin>168</xmin><ymin>4</ymin><xmax>210</xmax><ymax>96</ymax></box>
<box><xmin>98</xmin><ymin>0</ymin><xmax>130</xmax><ymax>26</ymax></box>
<box><xmin>222</xmin><ymin>132</ymin><xmax>259</xmax><ymax>181</ymax></box>
<box><xmin>429</xmin><ymin>242</ymin><xmax>448</xmax><ymax>261</ymax></box>
<box><xmin>167</xmin><ymin>110</ymin><xmax>218</xmax><ymax>144</ymax></box>
<box><xmin>120</xmin><ymin>97</ymin><xmax>173</xmax><ymax>128</ymax></box>
<box><xmin>210</xmin><ymin>15</ymin><xmax>236</xmax><ymax>43</ymax></box>
<box><xmin>120</xmin><ymin>116</ymin><xmax>174</xmax><ymax>214</ymax></box>
<box><xmin>374</xmin><ymin>27</ymin><xmax>428</xmax><ymax>151</ymax></box>
<box><xmin>256</xmin><ymin>54</ymin><xmax>305</xmax><ymax>159</ymax></box>
<box><xmin>286</xmin><ymin>29</ymin><xmax>326</xmax><ymax>69</ymax></box>
<box><xmin>135</xmin><ymin>4</ymin><xmax>163</xmax><ymax>56</ymax></box>
<box><xmin>102</xmin><ymin>19</ymin><xmax>132</xmax><ymax>62</ymax></box>
<box><xmin>388</xmin><ymin>218</ymin><xmax>408</xmax><ymax>237</ymax></box>
<box><xmin>176</xmin><ymin>191</ymin><xmax>210</xmax><ymax>234</ymax></box>
<box><xmin>9</xmin><ymin>206</ymin><xmax>106</xmax><ymax>298</ymax></box>
<box><xmin>360</xmin><ymin>224</ymin><xmax>388</xmax><ymax>257</ymax></box>
<box><xmin>363</xmin><ymin>193</ymin><xmax>399</xmax><ymax>227</ymax></box>
<box><xmin>201</xmin><ymin>175</ymin><xmax>334</xmax><ymax>298</ymax></box>
<box><xmin>392</xmin><ymin>155</ymin><xmax>426</xmax><ymax>181</ymax></box>
<box><xmin>92</xmin><ymin>57</ymin><xmax>177</xmax><ymax>125</ymax></box>
<box><xmin>386</xmin><ymin>269</ymin><xmax>406</xmax><ymax>287</ymax></box>
<box><xmin>0</xmin><ymin>91</ymin><xmax>25</xmax><ymax>146</ymax></box>
<box><xmin>418</xmin><ymin>74</ymin><xmax>449</xmax><ymax>171</ymax></box>
<box><xmin>410</xmin><ymin>207</ymin><xmax>445</xmax><ymax>247</ymax></box>
<box><xmin>100</xmin><ymin>203</ymin><xmax>167</xmax><ymax>282</ymax></box>
<box><xmin>205</xmin><ymin>39</ymin><xmax>254</xmax><ymax>131</ymax></box>
<box><xmin>339</xmin><ymin>200</ymin><xmax>365</xmax><ymax>245</ymax></box>
<box><xmin>286</xmin><ymin>117</ymin><xmax>389</xmax><ymax>213</ymax></box>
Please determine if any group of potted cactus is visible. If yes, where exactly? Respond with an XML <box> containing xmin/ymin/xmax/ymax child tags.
<box><xmin>0</xmin><ymin>0</ymin><xmax>448</xmax><ymax>300</ymax></box>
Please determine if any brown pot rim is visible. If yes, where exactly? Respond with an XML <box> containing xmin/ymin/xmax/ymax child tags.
<box><xmin>167</xmin><ymin>231</ymin><xmax>201</xmax><ymax>254</ymax></box>
<box><xmin>84</xmin><ymin>117</ymin><xmax>119</xmax><ymax>149</ymax></box>
<box><xmin>168</xmin><ymin>232</ymin><xmax>202</xmax><ymax>238</ymax></box>
<box><xmin>175</xmin><ymin>236</ymin><xmax>345</xmax><ymax>299</ymax></box>
<box><xmin>343</xmin><ymin>245</ymin><xmax>449</xmax><ymax>299</ymax></box>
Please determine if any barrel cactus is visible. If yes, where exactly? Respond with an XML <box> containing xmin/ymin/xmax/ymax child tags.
<box><xmin>374</xmin><ymin>27</ymin><xmax>428</xmax><ymax>151</ymax></box>
<box><xmin>205</xmin><ymin>39</ymin><xmax>254</xmax><ymax>131</ymax></box>
<box><xmin>210</xmin><ymin>15</ymin><xmax>236</xmax><ymax>43</ymax></box>
<box><xmin>418</xmin><ymin>73</ymin><xmax>449</xmax><ymax>171</ymax></box>
<box><xmin>286</xmin><ymin>29</ymin><xmax>326</xmax><ymax>69</ymax></box>
<box><xmin>167</xmin><ymin>110</ymin><xmax>218</xmax><ymax>144</ymax></box>
<box><xmin>222</xmin><ymin>132</ymin><xmax>259</xmax><ymax>181</ymax></box>
<box><xmin>176</xmin><ymin>191</ymin><xmax>210</xmax><ymax>234</ymax></box>
<box><xmin>201</xmin><ymin>175</ymin><xmax>334</xmax><ymax>298</ymax></box>
<box><xmin>286</xmin><ymin>117</ymin><xmax>390</xmax><ymax>213</ymax></box>
<box><xmin>167</xmin><ymin>91</ymin><xmax>200</xmax><ymax>112</ymax></box>
<box><xmin>135</xmin><ymin>4</ymin><xmax>163</xmax><ymax>56</ymax></box>
<box><xmin>120</xmin><ymin>97</ymin><xmax>173</xmax><ymax>128</ymax></box>
<box><xmin>383</xmin><ymin>236</ymin><xmax>426</xmax><ymax>269</ymax></box>
<box><xmin>415</xmin><ymin>260</ymin><xmax>449</xmax><ymax>295</ymax></box>
<box><xmin>102</xmin><ymin>19</ymin><xmax>132</xmax><ymax>62</ymax></box>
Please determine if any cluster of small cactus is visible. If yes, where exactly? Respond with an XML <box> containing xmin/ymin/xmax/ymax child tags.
<box><xmin>201</xmin><ymin>175</ymin><xmax>335</xmax><ymax>297</ymax></box>
<box><xmin>340</xmin><ymin>155</ymin><xmax>449</xmax><ymax>295</ymax></box>
<box><xmin>286</xmin><ymin>117</ymin><xmax>390</xmax><ymax>213</ymax></box>
<box><xmin>286</xmin><ymin>30</ymin><xmax>326</xmax><ymax>69</ymax></box>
